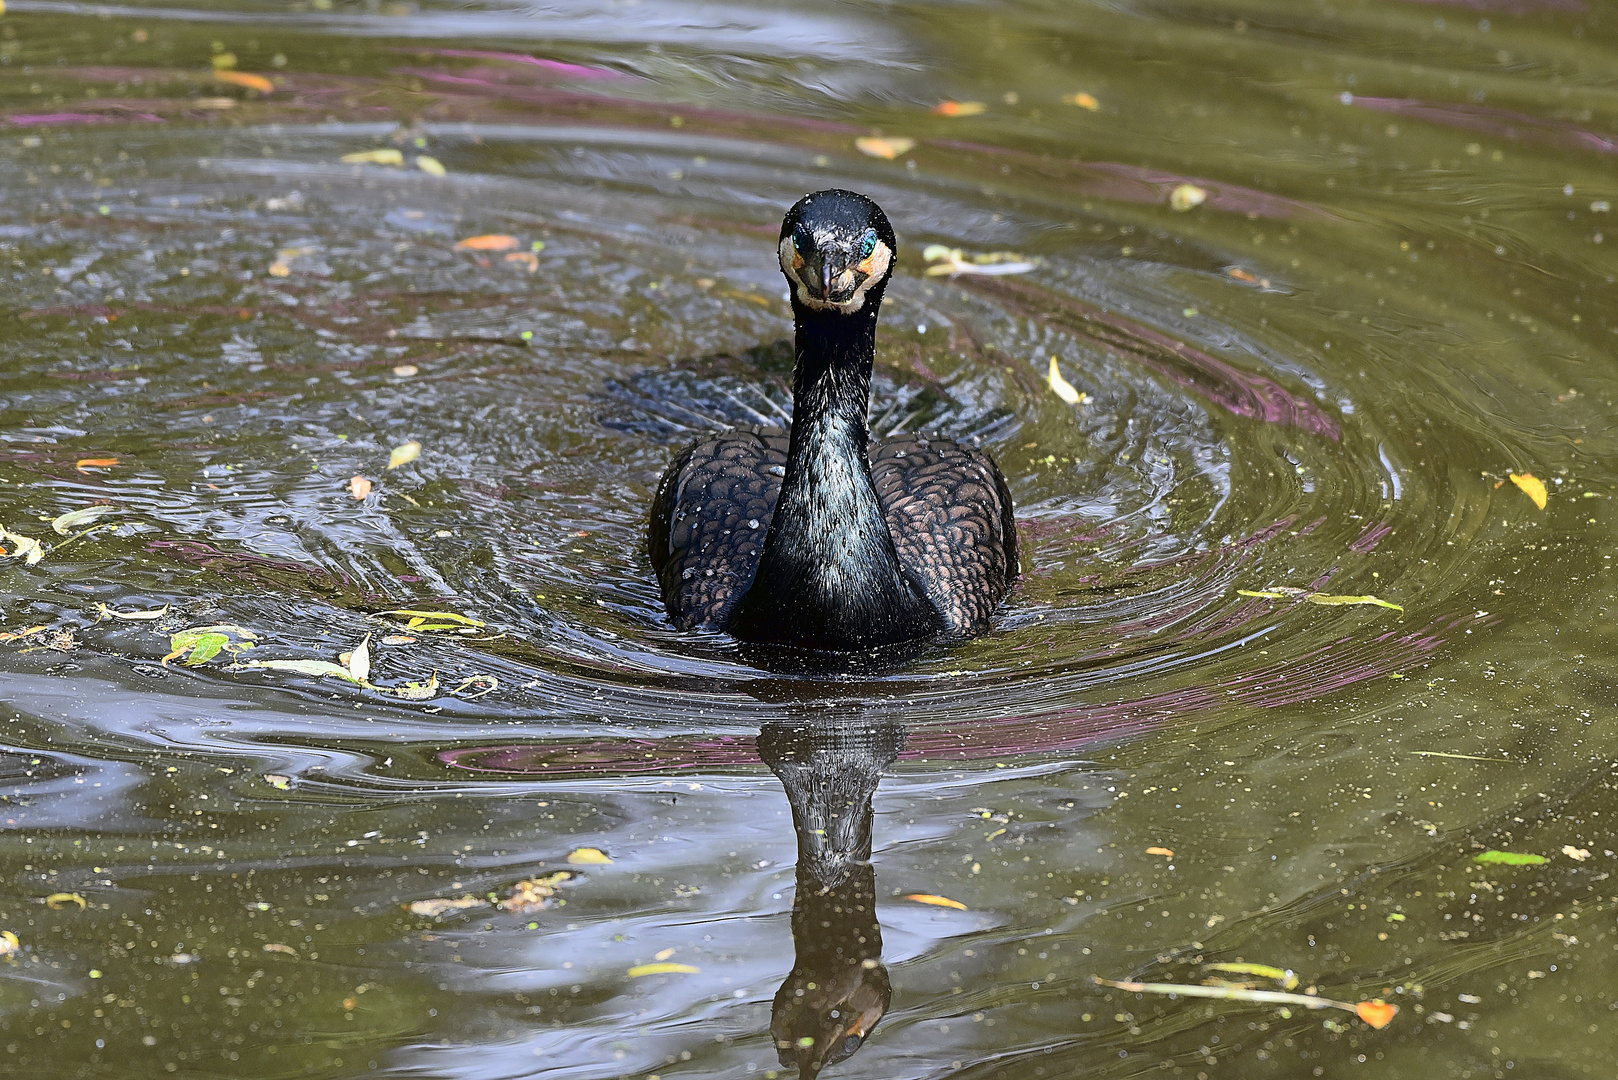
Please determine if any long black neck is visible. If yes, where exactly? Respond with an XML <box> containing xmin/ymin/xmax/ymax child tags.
<box><xmin>729</xmin><ymin>294</ymin><xmax>940</xmax><ymax>652</ymax></box>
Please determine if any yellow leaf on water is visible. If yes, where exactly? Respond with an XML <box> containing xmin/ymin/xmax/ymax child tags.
<box><xmin>1304</xmin><ymin>592</ymin><xmax>1403</xmax><ymax>612</ymax></box>
<box><xmin>0</xmin><ymin>528</ymin><xmax>44</xmax><ymax>566</ymax></box>
<box><xmin>654</xmin><ymin>947</ymin><xmax>676</xmax><ymax>961</ymax></box>
<box><xmin>387</xmin><ymin>441</ymin><xmax>422</xmax><ymax>470</ymax></box>
<box><xmin>933</xmin><ymin>101</ymin><xmax>986</xmax><ymax>117</ymax></box>
<box><xmin>855</xmin><ymin>137</ymin><xmax>915</xmax><ymax>160</ymax></box>
<box><xmin>1204</xmin><ymin>962</ymin><xmax>1298</xmax><ymax>989</ymax></box>
<box><xmin>349</xmin><ymin>475</ymin><xmax>372</xmax><ymax>500</ymax></box>
<box><xmin>262</xmin><ymin>942</ymin><xmax>299</xmax><ymax>956</ymax></box>
<box><xmin>1063</xmin><ymin>92</ymin><xmax>1100</xmax><ymax>110</ymax></box>
<box><xmin>379</xmin><ymin>609</ymin><xmax>485</xmax><ymax>629</ymax></box>
<box><xmin>214</xmin><ymin>70</ymin><xmax>275</xmax><ymax>93</ymax></box>
<box><xmin>1046</xmin><ymin>357</ymin><xmax>1087</xmax><ymax>406</ymax></box>
<box><xmin>0</xmin><ymin>932</ymin><xmax>18</xmax><ymax>957</ymax></box>
<box><xmin>628</xmin><ymin>962</ymin><xmax>699</xmax><ymax>977</ymax></box>
<box><xmin>904</xmin><ymin>893</ymin><xmax>967</xmax><ymax>910</ymax></box>
<box><xmin>75</xmin><ymin>458</ymin><xmax>119</xmax><ymax>472</ymax></box>
<box><xmin>262</xmin><ymin>774</ymin><xmax>292</xmax><ymax>790</ymax></box>
<box><xmin>341</xmin><ymin>148</ymin><xmax>404</xmax><ymax>166</ymax></box>
<box><xmin>567</xmin><ymin>847</ymin><xmax>613</xmax><ymax>865</ymax></box>
<box><xmin>44</xmin><ymin>893</ymin><xmax>86</xmax><ymax>910</ymax></box>
<box><xmin>453</xmin><ymin>234</ymin><xmax>519</xmax><ymax>252</ymax></box>
<box><xmin>415</xmin><ymin>155</ymin><xmax>446</xmax><ymax>177</ymax></box>
<box><xmin>1145</xmin><ymin>846</ymin><xmax>1174</xmax><ymax>858</ymax></box>
<box><xmin>1509</xmin><ymin>472</ymin><xmax>1547</xmax><ymax>509</ymax></box>
<box><xmin>1169</xmin><ymin>183</ymin><xmax>1208</xmax><ymax>211</ymax></box>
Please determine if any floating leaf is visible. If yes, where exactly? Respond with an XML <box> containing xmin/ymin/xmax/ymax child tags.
<box><xmin>922</xmin><ymin>245</ymin><xmax>1036</xmax><ymax>277</ymax></box>
<box><xmin>245</xmin><ymin>658</ymin><xmax>365</xmax><ymax>684</ymax></box>
<box><xmin>1046</xmin><ymin>357</ymin><xmax>1087</xmax><ymax>405</ymax></box>
<box><xmin>567</xmin><ymin>847</ymin><xmax>612</xmax><ymax>865</ymax></box>
<box><xmin>387</xmin><ymin>441</ymin><xmax>422</xmax><ymax>470</ymax></box>
<box><xmin>0</xmin><ymin>626</ymin><xmax>46</xmax><ymax>643</ymax></box>
<box><xmin>933</xmin><ymin>101</ymin><xmax>986</xmax><ymax>117</ymax></box>
<box><xmin>855</xmin><ymin>136</ymin><xmax>915</xmax><ymax>160</ymax></box>
<box><xmin>1204</xmin><ymin>963</ymin><xmax>1297</xmax><ymax>989</ymax></box>
<box><xmin>904</xmin><ymin>893</ymin><xmax>967</xmax><ymax>910</ymax></box>
<box><xmin>1473</xmin><ymin>850</ymin><xmax>1547</xmax><ymax>866</ymax></box>
<box><xmin>449</xmin><ymin>674</ymin><xmax>499</xmax><ymax>699</ymax></box>
<box><xmin>262</xmin><ymin>774</ymin><xmax>292</xmax><ymax>790</ymax></box>
<box><xmin>347</xmin><ymin>633</ymin><xmax>371</xmax><ymax>684</ymax></box>
<box><xmin>75</xmin><ymin>458</ymin><xmax>119</xmax><ymax>472</ymax></box>
<box><xmin>341</xmin><ymin>148</ymin><xmax>404</xmax><ymax>166</ymax></box>
<box><xmin>215</xmin><ymin>70</ymin><xmax>274</xmax><ymax>93</ymax></box>
<box><xmin>1304</xmin><ymin>593</ymin><xmax>1403</xmax><ymax>612</ymax></box>
<box><xmin>1063</xmin><ymin>92</ymin><xmax>1100</xmax><ymax>110</ymax></box>
<box><xmin>1092</xmin><ymin>976</ymin><xmax>1395</xmax><ymax>1027</ymax></box>
<box><xmin>0</xmin><ymin>932</ymin><xmax>19</xmax><ymax>958</ymax></box>
<box><xmin>392</xmin><ymin>364</ymin><xmax>419</xmax><ymax>378</ymax></box>
<box><xmin>415</xmin><ymin>155</ymin><xmax>446</xmax><ymax>177</ymax></box>
<box><xmin>378</xmin><ymin>609</ymin><xmax>486</xmax><ymax>630</ymax></box>
<box><xmin>628</xmin><ymin>962</ymin><xmax>699</xmax><ymax>977</ymax></box>
<box><xmin>392</xmin><ymin>672</ymin><xmax>440</xmax><ymax>701</ymax></box>
<box><xmin>0</xmin><ymin>528</ymin><xmax>44</xmax><ymax>566</ymax></box>
<box><xmin>164</xmin><ymin>624</ymin><xmax>258</xmax><ymax>666</ymax></box>
<box><xmin>1562</xmin><ymin>845</ymin><xmax>1591</xmax><ymax>861</ymax></box>
<box><xmin>1509</xmin><ymin>472</ymin><xmax>1547</xmax><ymax>510</ymax></box>
<box><xmin>51</xmin><ymin>505</ymin><xmax>120</xmax><ymax>535</ymax></box>
<box><xmin>262</xmin><ymin>942</ymin><xmax>299</xmax><ymax>956</ymax></box>
<box><xmin>44</xmin><ymin>893</ymin><xmax>86</xmax><ymax>910</ymax></box>
<box><xmin>406</xmin><ymin>896</ymin><xmax>486</xmax><ymax>917</ymax></box>
<box><xmin>349</xmin><ymin>475</ymin><xmax>373</xmax><ymax>500</ymax></box>
<box><xmin>453</xmin><ymin>234</ymin><xmax>520</xmax><ymax>252</ymax></box>
<box><xmin>1355</xmin><ymin>1001</ymin><xmax>1398</xmax><ymax>1029</ymax></box>
<box><xmin>1145</xmin><ymin>846</ymin><xmax>1174</xmax><ymax>858</ymax></box>
<box><xmin>498</xmin><ymin>871</ymin><xmax>572</xmax><ymax>913</ymax></box>
<box><xmin>1169</xmin><ymin>183</ymin><xmax>1208</xmax><ymax>211</ymax></box>
<box><xmin>504</xmin><ymin>251</ymin><xmax>539</xmax><ymax>273</ymax></box>
<box><xmin>1237</xmin><ymin>589</ymin><xmax>1290</xmax><ymax>599</ymax></box>
<box><xmin>96</xmin><ymin>602</ymin><xmax>169</xmax><ymax>621</ymax></box>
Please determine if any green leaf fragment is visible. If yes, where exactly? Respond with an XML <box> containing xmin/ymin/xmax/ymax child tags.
<box><xmin>1473</xmin><ymin>850</ymin><xmax>1548</xmax><ymax>866</ymax></box>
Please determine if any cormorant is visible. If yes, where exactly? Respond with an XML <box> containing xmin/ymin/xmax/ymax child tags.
<box><xmin>649</xmin><ymin>189</ymin><xmax>1017</xmax><ymax>652</ymax></box>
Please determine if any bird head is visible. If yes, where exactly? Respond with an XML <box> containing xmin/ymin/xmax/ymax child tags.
<box><xmin>778</xmin><ymin>189</ymin><xmax>897</xmax><ymax>314</ymax></box>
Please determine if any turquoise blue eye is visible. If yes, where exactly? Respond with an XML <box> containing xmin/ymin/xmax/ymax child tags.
<box><xmin>793</xmin><ymin>225</ymin><xmax>813</xmax><ymax>255</ymax></box>
<box><xmin>859</xmin><ymin>229</ymin><xmax>878</xmax><ymax>259</ymax></box>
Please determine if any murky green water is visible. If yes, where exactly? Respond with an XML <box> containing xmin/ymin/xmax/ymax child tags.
<box><xmin>2</xmin><ymin>0</ymin><xmax>1617</xmax><ymax>1076</ymax></box>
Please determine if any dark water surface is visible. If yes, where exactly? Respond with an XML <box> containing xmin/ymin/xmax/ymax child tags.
<box><xmin>2</xmin><ymin>0</ymin><xmax>1618</xmax><ymax>1076</ymax></box>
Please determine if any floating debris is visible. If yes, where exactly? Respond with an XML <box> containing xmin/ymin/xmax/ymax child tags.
<box><xmin>855</xmin><ymin>137</ymin><xmax>915</xmax><ymax>160</ymax></box>
<box><xmin>1092</xmin><ymin>976</ymin><xmax>1396</xmax><ymax>1029</ymax></box>
<box><xmin>904</xmin><ymin>893</ymin><xmax>967</xmax><ymax>910</ymax></box>
<box><xmin>498</xmin><ymin>871</ymin><xmax>573</xmax><ymax>913</ymax></box>
<box><xmin>1046</xmin><ymin>357</ymin><xmax>1088</xmax><ymax>405</ymax></box>
<box><xmin>214</xmin><ymin>70</ymin><xmax>274</xmax><ymax>93</ymax></box>
<box><xmin>387</xmin><ymin>441</ymin><xmax>422</xmax><ymax>470</ymax></box>
<box><xmin>1063</xmin><ymin>92</ymin><xmax>1100</xmax><ymax>110</ymax></box>
<box><xmin>74</xmin><ymin>458</ymin><xmax>119</xmax><ymax>472</ymax></box>
<box><xmin>341</xmin><ymin>149</ymin><xmax>404</xmax><ymax>166</ymax></box>
<box><xmin>349</xmin><ymin>475</ymin><xmax>373</xmax><ymax>500</ymax></box>
<box><xmin>1237</xmin><ymin>587</ymin><xmax>1402</xmax><ymax>612</ymax></box>
<box><xmin>44</xmin><ymin>892</ymin><xmax>86</xmax><ymax>910</ymax></box>
<box><xmin>922</xmin><ymin>244</ymin><xmax>1037</xmax><ymax>277</ymax></box>
<box><xmin>1509</xmin><ymin>472</ymin><xmax>1547</xmax><ymax>509</ymax></box>
<box><xmin>1473</xmin><ymin>850</ymin><xmax>1547</xmax><ymax>866</ymax></box>
<box><xmin>453</xmin><ymin>234</ymin><xmax>519</xmax><ymax>252</ymax></box>
<box><xmin>933</xmin><ymin>101</ymin><xmax>986</xmax><ymax>117</ymax></box>
<box><xmin>0</xmin><ymin>527</ymin><xmax>43</xmax><ymax>566</ymax></box>
<box><xmin>96</xmin><ymin>603</ymin><xmax>169</xmax><ymax>621</ymax></box>
<box><xmin>567</xmin><ymin>847</ymin><xmax>612</xmax><ymax>865</ymax></box>
<box><xmin>415</xmin><ymin>155</ymin><xmax>446</xmax><ymax>177</ymax></box>
<box><xmin>1169</xmin><ymin>183</ymin><xmax>1208</xmax><ymax>211</ymax></box>
<box><xmin>51</xmin><ymin>505</ymin><xmax>119</xmax><ymax>534</ymax></box>
<box><xmin>1145</xmin><ymin>846</ymin><xmax>1174</xmax><ymax>858</ymax></box>
<box><xmin>628</xmin><ymin>962</ymin><xmax>699</xmax><ymax>977</ymax></box>
<box><xmin>164</xmin><ymin>625</ymin><xmax>258</xmax><ymax>666</ymax></box>
<box><xmin>406</xmin><ymin>896</ymin><xmax>486</xmax><ymax>917</ymax></box>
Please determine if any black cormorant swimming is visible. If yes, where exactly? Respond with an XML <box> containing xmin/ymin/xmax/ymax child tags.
<box><xmin>649</xmin><ymin>189</ymin><xmax>1017</xmax><ymax>653</ymax></box>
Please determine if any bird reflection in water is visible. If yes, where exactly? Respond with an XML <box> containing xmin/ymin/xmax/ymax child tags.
<box><xmin>757</xmin><ymin>715</ymin><xmax>902</xmax><ymax>1079</ymax></box>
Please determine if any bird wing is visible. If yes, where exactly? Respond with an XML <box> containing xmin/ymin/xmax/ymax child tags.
<box><xmin>649</xmin><ymin>429</ymin><xmax>790</xmax><ymax>630</ymax></box>
<box><xmin>870</xmin><ymin>436</ymin><xmax>1018</xmax><ymax>637</ymax></box>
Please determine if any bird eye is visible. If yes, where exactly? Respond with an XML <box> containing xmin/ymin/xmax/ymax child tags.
<box><xmin>858</xmin><ymin>229</ymin><xmax>878</xmax><ymax>260</ymax></box>
<box><xmin>793</xmin><ymin>226</ymin><xmax>814</xmax><ymax>256</ymax></box>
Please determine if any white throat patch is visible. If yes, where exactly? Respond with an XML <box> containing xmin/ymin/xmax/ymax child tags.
<box><xmin>778</xmin><ymin>236</ymin><xmax>893</xmax><ymax>314</ymax></box>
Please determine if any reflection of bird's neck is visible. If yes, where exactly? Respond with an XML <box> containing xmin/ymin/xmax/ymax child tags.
<box><xmin>732</xmin><ymin>295</ymin><xmax>940</xmax><ymax>651</ymax></box>
<box><xmin>760</xmin><ymin>719</ymin><xmax>901</xmax><ymax>1079</ymax></box>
